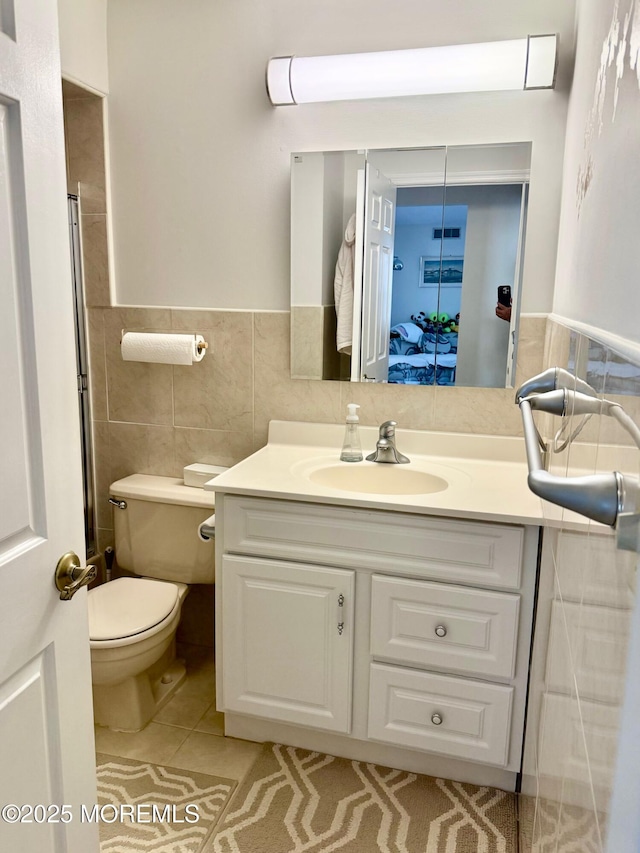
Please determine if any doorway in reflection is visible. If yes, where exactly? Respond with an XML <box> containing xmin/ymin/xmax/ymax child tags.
<box><xmin>389</xmin><ymin>196</ymin><xmax>467</xmax><ymax>386</ymax></box>
<box><xmin>289</xmin><ymin>142</ymin><xmax>532</xmax><ymax>387</ymax></box>
<box><xmin>388</xmin><ymin>183</ymin><xmax>525</xmax><ymax>387</ymax></box>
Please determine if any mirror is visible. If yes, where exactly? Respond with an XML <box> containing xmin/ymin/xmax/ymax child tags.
<box><xmin>290</xmin><ymin>142</ymin><xmax>531</xmax><ymax>388</ymax></box>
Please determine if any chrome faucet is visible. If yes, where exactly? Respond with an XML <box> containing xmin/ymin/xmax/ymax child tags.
<box><xmin>366</xmin><ymin>421</ymin><xmax>410</xmax><ymax>464</ymax></box>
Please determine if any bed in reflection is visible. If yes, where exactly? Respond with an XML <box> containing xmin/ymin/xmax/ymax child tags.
<box><xmin>388</xmin><ymin>322</ymin><xmax>457</xmax><ymax>386</ymax></box>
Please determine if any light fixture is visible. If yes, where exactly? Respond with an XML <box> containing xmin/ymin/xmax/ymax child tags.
<box><xmin>266</xmin><ymin>35</ymin><xmax>558</xmax><ymax>106</ymax></box>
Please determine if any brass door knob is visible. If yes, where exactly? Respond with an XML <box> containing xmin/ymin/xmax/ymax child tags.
<box><xmin>55</xmin><ymin>552</ymin><xmax>97</xmax><ymax>600</ymax></box>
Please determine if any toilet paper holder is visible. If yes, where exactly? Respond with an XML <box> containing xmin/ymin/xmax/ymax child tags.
<box><xmin>120</xmin><ymin>330</ymin><xmax>209</xmax><ymax>365</ymax></box>
<box><xmin>120</xmin><ymin>331</ymin><xmax>209</xmax><ymax>354</ymax></box>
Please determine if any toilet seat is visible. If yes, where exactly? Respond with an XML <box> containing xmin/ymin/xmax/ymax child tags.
<box><xmin>89</xmin><ymin>577</ymin><xmax>181</xmax><ymax>643</ymax></box>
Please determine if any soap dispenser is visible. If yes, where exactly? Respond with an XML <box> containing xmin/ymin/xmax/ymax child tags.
<box><xmin>340</xmin><ymin>403</ymin><xmax>363</xmax><ymax>462</ymax></box>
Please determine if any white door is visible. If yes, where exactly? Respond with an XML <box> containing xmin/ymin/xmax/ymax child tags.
<box><xmin>359</xmin><ymin>163</ymin><xmax>396</xmax><ymax>382</ymax></box>
<box><xmin>505</xmin><ymin>183</ymin><xmax>528</xmax><ymax>387</ymax></box>
<box><xmin>349</xmin><ymin>167</ymin><xmax>366</xmax><ymax>382</ymax></box>
<box><xmin>222</xmin><ymin>555</ymin><xmax>354</xmax><ymax>733</ymax></box>
<box><xmin>0</xmin><ymin>2</ymin><xmax>98</xmax><ymax>852</ymax></box>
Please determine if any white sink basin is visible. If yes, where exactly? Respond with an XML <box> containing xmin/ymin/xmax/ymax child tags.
<box><xmin>307</xmin><ymin>464</ymin><xmax>448</xmax><ymax>495</ymax></box>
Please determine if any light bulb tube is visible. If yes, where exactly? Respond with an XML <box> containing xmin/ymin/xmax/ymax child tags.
<box><xmin>267</xmin><ymin>35</ymin><xmax>557</xmax><ymax>106</ymax></box>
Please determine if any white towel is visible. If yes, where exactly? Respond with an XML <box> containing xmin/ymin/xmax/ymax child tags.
<box><xmin>334</xmin><ymin>214</ymin><xmax>357</xmax><ymax>354</ymax></box>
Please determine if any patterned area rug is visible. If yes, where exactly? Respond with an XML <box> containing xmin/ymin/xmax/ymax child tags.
<box><xmin>96</xmin><ymin>753</ymin><xmax>236</xmax><ymax>853</ymax></box>
<box><xmin>206</xmin><ymin>743</ymin><xmax>517</xmax><ymax>853</ymax></box>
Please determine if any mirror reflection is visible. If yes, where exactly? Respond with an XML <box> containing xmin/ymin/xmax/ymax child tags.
<box><xmin>290</xmin><ymin>142</ymin><xmax>531</xmax><ymax>388</ymax></box>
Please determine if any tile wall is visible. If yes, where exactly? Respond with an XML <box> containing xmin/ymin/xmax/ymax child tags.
<box><xmin>61</xmin><ymin>76</ymin><xmax>550</xmax><ymax>654</ymax></box>
<box><xmin>520</xmin><ymin>318</ymin><xmax>640</xmax><ymax>852</ymax></box>
<box><xmin>61</xmin><ymin>78</ymin><xmax>549</xmax><ymax>565</ymax></box>
<box><xmin>63</xmin><ymin>85</ymin><xmax>640</xmax><ymax>842</ymax></box>
<box><xmin>62</xmin><ymin>80</ymin><xmax>109</xmax><ymax>305</ymax></box>
<box><xmin>87</xmin><ymin>309</ymin><xmax>544</xmax><ymax>556</ymax></box>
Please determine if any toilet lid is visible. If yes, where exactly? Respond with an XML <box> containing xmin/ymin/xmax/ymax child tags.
<box><xmin>88</xmin><ymin>577</ymin><xmax>180</xmax><ymax>641</ymax></box>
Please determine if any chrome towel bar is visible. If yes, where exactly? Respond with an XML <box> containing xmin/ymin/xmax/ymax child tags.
<box><xmin>520</xmin><ymin>398</ymin><xmax>634</xmax><ymax>526</ymax></box>
<box><xmin>198</xmin><ymin>512</ymin><xmax>216</xmax><ymax>542</ymax></box>
<box><xmin>199</xmin><ymin>523</ymin><xmax>216</xmax><ymax>541</ymax></box>
<box><xmin>517</xmin><ymin>369</ymin><xmax>640</xmax><ymax>531</ymax></box>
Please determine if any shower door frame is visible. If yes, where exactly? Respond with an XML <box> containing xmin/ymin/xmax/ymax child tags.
<box><xmin>68</xmin><ymin>194</ymin><xmax>96</xmax><ymax>557</ymax></box>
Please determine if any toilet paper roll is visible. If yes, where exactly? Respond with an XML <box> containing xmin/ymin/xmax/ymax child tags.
<box><xmin>121</xmin><ymin>332</ymin><xmax>206</xmax><ymax>365</ymax></box>
<box><xmin>198</xmin><ymin>513</ymin><xmax>216</xmax><ymax>542</ymax></box>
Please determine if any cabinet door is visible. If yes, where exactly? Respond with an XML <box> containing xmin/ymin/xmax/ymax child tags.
<box><xmin>221</xmin><ymin>555</ymin><xmax>354</xmax><ymax>733</ymax></box>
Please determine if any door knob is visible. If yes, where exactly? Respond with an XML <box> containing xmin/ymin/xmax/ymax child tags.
<box><xmin>55</xmin><ymin>552</ymin><xmax>97</xmax><ymax>601</ymax></box>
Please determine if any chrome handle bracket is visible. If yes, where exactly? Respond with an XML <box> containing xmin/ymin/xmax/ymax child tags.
<box><xmin>616</xmin><ymin>512</ymin><xmax>640</xmax><ymax>553</ymax></box>
<box><xmin>519</xmin><ymin>396</ymin><xmax>640</xmax><ymax>527</ymax></box>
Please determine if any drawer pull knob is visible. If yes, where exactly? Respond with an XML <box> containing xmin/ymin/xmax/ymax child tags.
<box><xmin>434</xmin><ymin>625</ymin><xmax>447</xmax><ymax>638</ymax></box>
<box><xmin>431</xmin><ymin>713</ymin><xmax>443</xmax><ymax>726</ymax></box>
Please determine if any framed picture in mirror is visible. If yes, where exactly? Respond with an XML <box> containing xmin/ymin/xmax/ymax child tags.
<box><xmin>420</xmin><ymin>257</ymin><xmax>464</xmax><ymax>287</ymax></box>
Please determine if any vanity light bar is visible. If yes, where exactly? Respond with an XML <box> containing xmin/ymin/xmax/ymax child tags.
<box><xmin>266</xmin><ymin>35</ymin><xmax>558</xmax><ymax>106</ymax></box>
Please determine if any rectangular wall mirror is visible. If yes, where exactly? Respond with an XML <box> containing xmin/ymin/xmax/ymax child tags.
<box><xmin>290</xmin><ymin>142</ymin><xmax>531</xmax><ymax>388</ymax></box>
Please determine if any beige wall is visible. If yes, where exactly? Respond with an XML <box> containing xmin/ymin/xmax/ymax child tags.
<box><xmin>61</xmin><ymin>71</ymin><xmax>547</xmax><ymax>560</ymax></box>
<box><xmin>62</xmin><ymin>81</ymin><xmax>111</xmax><ymax>556</ymax></box>
<box><xmin>106</xmin><ymin>0</ymin><xmax>575</xmax><ymax>313</ymax></box>
<box><xmin>64</xmin><ymin>7</ymin><xmax>640</xmax><ymax>817</ymax></box>
<box><xmin>520</xmin><ymin>317</ymin><xmax>640</xmax><ymax>852</ymax></box>
<box><xmin>58</xmin><ymin>0</ymin><xmax>109</xmax><ymax>93</ymax></box>
<box><xmin>520</xmin><ymin>0</ymin><xmax>640</xmax><ymax>847</ymax></box>
<box><xmin>98</xmin><ymin>0</ymin><xmax>575</xmax><ymax>458</ymax></box>
<box><xmin>88</xmin><ymin>308</ymin><xmax>545</xmax><ymax>550</ymax></box>
<box><xmin>552</xmin><ymin>0</ymin><xmax>640</xmax><ymax>343</ymax></box>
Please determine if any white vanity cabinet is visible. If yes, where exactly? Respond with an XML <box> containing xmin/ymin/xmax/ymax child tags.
<box><xmin>216</xmin><ymin>493</ymin><xmax>540</xmax><ymax>790</ymax></box>
<box><xmin>221</xmin><ymin>554</ymin><xmax>354</xmax><ymax>733</ymax></box>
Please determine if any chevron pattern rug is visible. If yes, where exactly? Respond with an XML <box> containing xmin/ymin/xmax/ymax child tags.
<box><xmin>206</xmin><ymin>743</ymin><xmax>517</xmax><ymax>853</ymax></box>
<box><xmin>96</xmin><ymin>754</ymin><xmax>235</xmax><ymax>853</ymax></box>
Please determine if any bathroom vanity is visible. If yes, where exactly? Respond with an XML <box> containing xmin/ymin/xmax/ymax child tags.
<box><xmin>208</xmin><ymin>422</ymin><xmax>545</xmax><ymax>791</ymax></box>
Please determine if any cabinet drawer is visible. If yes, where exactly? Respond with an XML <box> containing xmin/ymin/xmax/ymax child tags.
<box><xmin>371</xmin><ymin>575</ymin><xmax>520</xmax><ymax>679</ymax></box>
<box><xmin>368</xmin><ymin>663</ymin><xmax>513</xmax><ymax>766</ymax></box>
<box><xmin>224</xmin><ymin>496</ymin><xmax>523</xmax><ymax>589</ymax></box>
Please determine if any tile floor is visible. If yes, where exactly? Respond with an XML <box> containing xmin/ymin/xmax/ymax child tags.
<box><xmin>93</xmin><ymin>642</ymin><xmax>263</xmax><ymax>782</ymax></box>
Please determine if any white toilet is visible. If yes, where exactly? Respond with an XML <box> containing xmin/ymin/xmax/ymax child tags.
<box><xmin>89</xmin><ymin>474</ymin><xmax>215</xmax><ymax>732</ymax></box>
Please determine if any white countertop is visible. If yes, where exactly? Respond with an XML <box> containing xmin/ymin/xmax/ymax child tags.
<box><xmin>206</xmin><ymin>421</ymin><xmax>549</xmax><ymax>526</ymax></box>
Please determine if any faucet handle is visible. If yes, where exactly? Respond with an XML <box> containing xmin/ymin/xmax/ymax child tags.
<box><xmin>379</xmin><ymin>420</ymin><xmax>397</xmax><ymax>438</ymax></box>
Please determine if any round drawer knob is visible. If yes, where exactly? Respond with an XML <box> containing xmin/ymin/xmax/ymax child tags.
<box><xmin>434</xmin><ymin>625</ymin><xmax>447</xmax><ymax>638</ymax></box>
<box><xmin>431</xmin><ymin>713</ymin><xmax>443</xmax><ymax>726</ymax></box>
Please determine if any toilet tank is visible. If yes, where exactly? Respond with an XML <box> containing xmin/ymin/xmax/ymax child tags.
<box><xmin>110</xmin><ymin>475</ymin><xmax>215</xmax><ymax>584</ymax></box>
